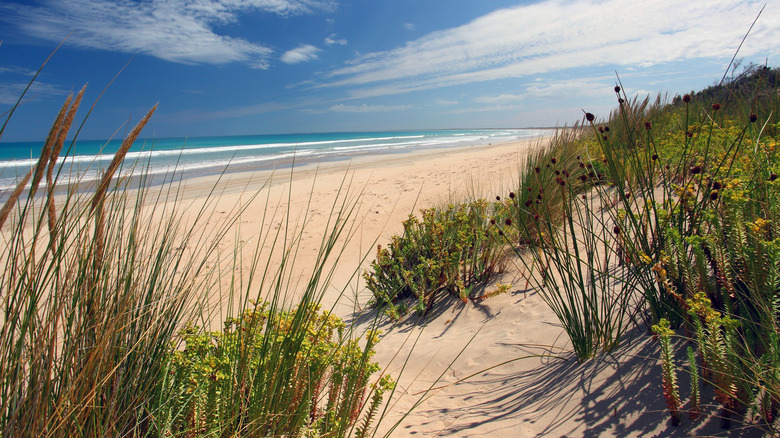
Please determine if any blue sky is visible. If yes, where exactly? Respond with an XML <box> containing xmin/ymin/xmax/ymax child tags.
<box><xmin>0</xmin><ymin>0</ymin><xmax>778</xmax><ymax>142</ymax></box>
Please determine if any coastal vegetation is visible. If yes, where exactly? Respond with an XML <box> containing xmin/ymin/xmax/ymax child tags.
<box><xmin>363</xmin><ymin>200</ymin><xmax>510</xmax><ymax>318</ymax></box>
<box><xmin>3</xmin><ymin>45</ymin><xmax>780</xmax><ymax>435</ymax></box>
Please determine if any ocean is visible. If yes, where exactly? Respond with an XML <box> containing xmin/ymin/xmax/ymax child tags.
<box><xmin>0</xmin><ymin>129</ymin><xmax>543</xmax><ymax>192</ymax></box>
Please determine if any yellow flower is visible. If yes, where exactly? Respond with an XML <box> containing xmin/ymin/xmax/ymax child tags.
<box><xmin>651</xmin><ymin>263</ymin><xmax>667</xmax><ymax>280</ymax></box>
<box><xmin>750</xmin><ymin>217</ymin><xmax>771</xmax><ymax>236</ymax></box>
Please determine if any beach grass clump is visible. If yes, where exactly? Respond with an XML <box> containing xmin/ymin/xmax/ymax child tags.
<box><xmin>364</xmin><ymin>200</ymin><xmax>509</xmax><ymax>318</ymax></box>
<box><xmin>496</xmin><ymin>125</ymin><xmax>636</xmax><ymax>361</ymax></box>
<box><xmin>0</xmin><ymin>68</ymin><xmax>393</xmax><ymax>436</ymax></box>
<box><xmin>0</xmin><ymin>91</ymin><xmax>203</xmax><ymax>435</ymax></box>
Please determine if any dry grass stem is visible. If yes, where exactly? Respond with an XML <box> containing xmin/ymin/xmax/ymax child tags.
<box><xmin>91</xmin><ymin>103</ymin><xmax>157</xmax><ymax>211</ymax></box>
<box><xmin>0</xmin><ymin>170</ymin><xmax>32</xmax><ymax>230</ymax></box>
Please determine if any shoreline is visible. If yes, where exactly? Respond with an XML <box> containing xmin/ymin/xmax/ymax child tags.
<box><xmin>0</xmin><ymin>133</ymin><xmax>546</xmax><ymax>203</ymax></box>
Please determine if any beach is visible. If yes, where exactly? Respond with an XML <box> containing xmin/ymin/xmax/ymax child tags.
<box><xmin>2</xmin><ymin>132</ymin><xmax>745</xmax><ymax>437</ymax></box>
<box><xmin>149</xmin><ymin>135</ymin><xmax>738</xmax><ymax>437</ymax></box>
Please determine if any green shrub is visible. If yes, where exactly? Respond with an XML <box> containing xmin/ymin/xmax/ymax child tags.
<box><xmin>155</xmin><ymin>302</ymin><xmax>392</xmax><ymax>437</ymax></box>
<box><xmin>364</xmin><ymin>200</ymin><xmax>508</xmax><ymax>318</ymax></box>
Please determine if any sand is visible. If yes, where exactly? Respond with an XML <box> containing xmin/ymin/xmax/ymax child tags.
<box><xmin>65</xmin><ymin>136</ymin><xmax>765</xmax><ymax>436</ymax></box>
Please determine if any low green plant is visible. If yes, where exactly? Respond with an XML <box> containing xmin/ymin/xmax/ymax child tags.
<box><xmin>363</xmin><ymin>200</ymin><xmax>509</xmax><ymax>318</ymax></box>
<box><xmin>652</xmin><ymin>319</ymin><xmax>681</xmax><ymax>426</ymax></box>
<box><xmin>155</xmin><ymin>302</ymin><xmax>392</xmax><ymax>436</ymax></box>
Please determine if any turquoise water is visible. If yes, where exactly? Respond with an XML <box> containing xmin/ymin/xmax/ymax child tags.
<box><xmin>0</xmin><ymin>129</ymin><xmax>542</xmax><ymax>190</ymax></box>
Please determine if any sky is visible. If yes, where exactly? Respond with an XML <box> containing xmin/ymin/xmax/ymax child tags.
<box><xmin>0</xmin><ymin>0</ymin><xmax>778</xmax><ymax>142</ymax></box>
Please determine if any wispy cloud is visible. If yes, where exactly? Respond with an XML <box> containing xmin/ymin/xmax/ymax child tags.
<box><xmin>322</xmin><ymin>0</ymin><xmax>776</xmax><ymax>98</ymax></box>
<box><xmin>282</xmin><ymin>45</ymin><xmax>321</xmax><ymax>64</ymax></box>
<box><xmin>474</xmin><ymin>76</ymin><xmax>615</xmax><ymax>103</ymax></box>
<box><xmin>0</xmin><ymin>81</ymin><xmax>70</xmax><ymax>105</ymax></box>
<box><xmin>1</xmin><ymin>0</ymin><xmax>335</xmax><ymax>68</ymax></box>
<box><xmin>0</xmin><ymin>66</ymin><xmax>38</xmax><ymax>76</ymax></box>
<box><xmin>324</xmin><ymin>34</ymin><xmax>347</xmax><ymax>46</ymax></box>
<box><xmin>328</xmin><ymin>103</ymin><xmax>412</xmax><ymax>113</ymax></box>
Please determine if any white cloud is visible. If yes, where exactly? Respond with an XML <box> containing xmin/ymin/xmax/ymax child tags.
<box><xmin>322</xmin><ymin>0</ymin><xmax>778</xmax><ymax>98</ymax></box>
<box><xmin>325</xmin><ymin>34</ymin><xmax>347</xmax><ymax>46</ymax></box>
<box><xmin>474</xmin><ymin>93</ymin><xmax>525</xmax><ymax>104</ymax></box>
<box><xmin>281</xmin><ymin>45</ymin><xmax>321</xmax><ymax>64</ymax></box>
<box><xmin>436</xmin><ymin>99</ymin><xmax>458</xmax><ymax>106</ymax></box>
<box><xmin>404</xmin><ymin>22</ymin><xmax>415</xmax><ymax>31</ymax></box>
<box><xmin>1</xmin><ymin>0</ymin><xmax>335</xmax><ymax>67</ymax></box>
<box><xmin>0</xmin><ymin>66</ymin><xmax>38</xmax><ymax>76</ymax></box>
<box><xmin>328</xmin><ymin>103</ymin><xmax>412</xmax><ymax>113</ymax></box>
<box><xmin>0</xmin><ymin>81</ymin><xmax>69</xmax><ymax>105</ymax></box>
